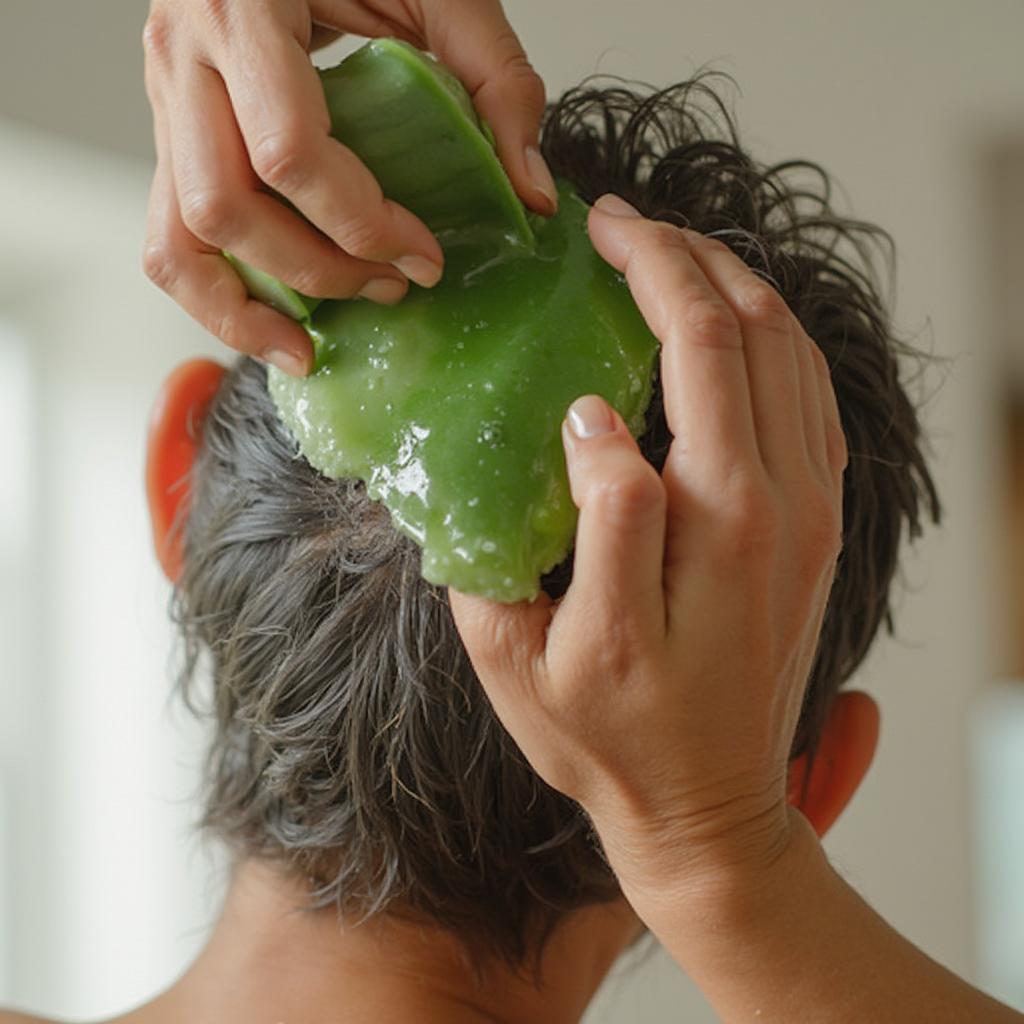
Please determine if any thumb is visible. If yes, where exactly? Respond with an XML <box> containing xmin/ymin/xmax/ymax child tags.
<box><xmin>421</xmin><ymin>0</ymin><xmax>557</xmax><ymax>216</ymax></box>
<box><xmin>447</xmin><ymin>585</ymin><xmax>553</xmax><ymax>697</ymax></box>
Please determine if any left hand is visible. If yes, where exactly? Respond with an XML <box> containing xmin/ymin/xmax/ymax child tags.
<box><xmin>141</xmin><ymin>0</ymin><xmax>553</xmax><ymax>375</ymax></box>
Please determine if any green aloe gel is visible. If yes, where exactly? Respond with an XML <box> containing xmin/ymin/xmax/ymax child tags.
<box><xmin>236</xmin><ymin>39</ymin><xmax>660</xmax><ymax>602</ymax></box>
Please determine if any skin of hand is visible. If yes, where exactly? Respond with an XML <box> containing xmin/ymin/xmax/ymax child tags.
<box><xmin>141</xmin><ymin>0</ymin><xmax>556</xmax><ymax>377</ymax></box>
<box><xmin>449</xmin><ymin>191</ymin><xmax>848</xmax><ymax>906</ymax></box>
<box><xmin>451</xmin><ymin>197</ymin><xmax>1024</xmax><ymax>1022</ymax></box>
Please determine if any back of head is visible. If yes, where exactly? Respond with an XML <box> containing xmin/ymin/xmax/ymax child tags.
<box><xmin>173</xmin><ymin>71</ymin><xmax>940</xmax><ymax>976</ymax></box>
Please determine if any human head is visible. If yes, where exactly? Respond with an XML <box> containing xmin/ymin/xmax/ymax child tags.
<box><xmin>147</xmin><ymin>72</ymin><xmax>941</xmax><ymax>979</ymax></box>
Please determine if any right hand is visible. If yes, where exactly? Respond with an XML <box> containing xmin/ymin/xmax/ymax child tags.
<box><xmin>450</xmin><ymin>195</ymin><xmax>848</xmax><ymax>906</ymax></box>
<box><xmin>141</xmin><ymin>0</ymin><xmax>555</xmax><ymax>376</ymax></box>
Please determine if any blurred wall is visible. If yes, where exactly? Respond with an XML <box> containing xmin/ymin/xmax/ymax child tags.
<box><xmin>0</xmin><ymin>1</ymin><xmax>152</xmax><ymax>160</ymax></box>
<box><xmin>1</xmin><ymin>0</ymin><xmax>1022</xmax><ymax>1020</ymax></box>
<box><xmin>0</xmin><ymin>123</ymin><xmax>224</xmax><ymax>1015</ymax></box>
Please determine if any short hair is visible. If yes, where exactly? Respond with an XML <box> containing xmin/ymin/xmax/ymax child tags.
<box><xmin>172</xmin><ymin>70</ymin><xmax>941</xmax><ymax>978</ymax></box>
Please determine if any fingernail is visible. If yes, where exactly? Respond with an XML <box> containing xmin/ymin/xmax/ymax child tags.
<box><xmin>393</xmin><ymin>254</ymin><xmax>443</xmax><ymax>288</ymax></box>
<box><xmin>263</xmin><ymin>348</ymin><xmax>308</xmax><ymax>377</ymax></box>
<box><xmin>567</xmin><ymin>395</ymin><xmax>616</xmax><ymax>439</ymax></box>
<box><xmin>357</xmin><ymin>277</ymin><xmax>408</xmax><ymax>304</ymax></box>
<box><xmin>525</xmin><ymin>145</ymin><xmax>558</xmax><ymax>211</ymax></box>
<box><xmin>594</xmin><ymin>193</ymin><xmax>641</xmax><ymax>218</ymax></box>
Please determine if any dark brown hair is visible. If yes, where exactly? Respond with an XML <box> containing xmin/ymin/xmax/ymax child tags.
<box><xmin>173</xmin><ymin>71</ymin><xmax>941</xmax><ymax>979</ymax></box>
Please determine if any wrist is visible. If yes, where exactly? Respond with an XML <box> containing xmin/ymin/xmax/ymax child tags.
<box><xmin>592</xmin><ymin>803</ymin><xmax>827</xmax><ymax>947</ymax></box>
<box><xmin>597</xmin><ymin>807</ymin><xmax>1021</xmax><ymax>1022</ymax></box>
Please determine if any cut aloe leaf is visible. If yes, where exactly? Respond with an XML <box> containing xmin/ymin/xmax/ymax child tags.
<box><xmin>226</xmin><ymin>38</ymin><xmax>534</xmax><ymax>321</ymax></box>
<box><xmin>269</xmin><ymin>181</ymin><xmax>659</xmax><ymax>602</ymax></box>
<box><xmin>238</xmin><ymin>38</ymin><xmax>662</xmax><ymax>602</ymax></box>
<box><xmin>319</xmin><ymin>38</ymin><xmax>534</xmax><ymax>250</ymax></box>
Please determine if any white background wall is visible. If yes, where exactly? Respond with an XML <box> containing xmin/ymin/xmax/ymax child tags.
<box><xmin>0</xmin><ymin>0</ymin><xmax>1022</xmax><ymax>1020</ymax></box>
<box><xmin>0</xmin><ymin>123</ymin><xmax>225</xmax><ymax>1015</ymax></box>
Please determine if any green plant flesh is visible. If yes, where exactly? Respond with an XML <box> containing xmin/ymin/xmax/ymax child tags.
<box><xmin>238</xmin><ymin>39</ymin><xmax>660</xmax><ymax>602</ymax></box>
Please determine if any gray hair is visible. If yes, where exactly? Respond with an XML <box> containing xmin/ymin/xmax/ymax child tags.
<box><xmin>172</xmin><ymin>70</ymin><xmax>941</xmax><ymax>978</ymax></box>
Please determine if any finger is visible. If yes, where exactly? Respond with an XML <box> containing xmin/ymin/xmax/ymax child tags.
<box><xmin>218</xmin><ymin>25</ymin><xmax>444</xmax><ymax>286</ymax></box>
<box><xmin>143</xmin><ymin>108</ymin><xmax>313</xmax><ymax>374</ymax></box>
<box><xmin>308</xmin><ymin>22</ymin><xmax>345</xmax><ymax>52</ymax></box>
<box><xmin>309</xmin><ymin>3</ymin><xmax>422</xmax><ymax>47</ymax></box>
<box><xmin>587</xmin><ymin>196</ymin><xmax>761</xmax><ymax>489</ymax></box>
<box><xmin>447</xmin><ymin>586</ymin><xmax>553</xmax><ymax>697</ymax></box>
<box><xmin>679</xmin><ymin>229</ymin><xmax>808</xmax><ymax>479</ymax></box>
<box><xmin>554</xmin><ymin>394</ymin><xmax>667</xmax><ymax>641</ymax></box>
<box><xmin>809</xmin><ymin>338</ymin><xmax>849</xmax><ymax>488</ymax></box>
<box><xmin>793</xmin><ymin>333</ymin><xmax>829</xmax><ymax>481</ymax></box>
<box><xmin>419</xmin><ymin>0</ymin><xmax>556</xmax><ymax>216</ymax></box>
<box><xmin>168</xmin><ymin>62</ymin><xmax>409</xmax><ymax>304</ymax></box>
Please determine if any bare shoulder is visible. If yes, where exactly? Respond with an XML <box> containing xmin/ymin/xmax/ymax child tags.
<box><xmin>0</xmin><ymin>1011</ymin><xmax>60</xmax><ymax>1024</ymax></box>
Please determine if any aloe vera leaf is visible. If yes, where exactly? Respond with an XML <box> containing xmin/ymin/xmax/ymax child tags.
<box><xmin>269</xmin><ymin>180</ymin><xmax>660</xmax><ymax>602</ymax></box>
<box><xmin>226</xmin><ymin>37</ymin><xmax>534</xmax><ymax>321</ymax></box>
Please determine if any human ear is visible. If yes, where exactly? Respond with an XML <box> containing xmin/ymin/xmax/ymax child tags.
<box><xmin>786</xmin><ymin>691</ymin><xmax>880</xmax><ymax>838</ymax></box>
<box><xmin>145</xmin><ymin>359</ymin><xmax>227</xmax><ymax>583</ymax></box>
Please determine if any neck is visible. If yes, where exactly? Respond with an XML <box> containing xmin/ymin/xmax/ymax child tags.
<box><xmin>119</xmin><ymin>859</ymin><xmax>642</xmax><ymax>1024</ymax></box>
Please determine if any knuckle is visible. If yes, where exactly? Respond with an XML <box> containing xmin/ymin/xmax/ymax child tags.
<box><xmin>693</xmin><ymin>233</ymin><xmax>731</xmax><ymax>255</ymax></box>
<box><xmin>677</xmin><ymin>296</ymin><xmax>742</xmax><ymax>349</ymax></box>
<box><xmin>210</xmin><ymin>310</ymin><xmax>245</xmax><ymax>353</ymax></box>
<box><xmin>251</xmin><ymin>130</ymin><xmax>312</xmax><ymax>193</ymax></box>
<box><xmin>798</xmin><ymin>488</ymin><xmax>843</xmax><ymax>566</ymax></box>
<box><xmin>518</xmin><ymin>66</ymin><xmax>547</xmax><ymax>112</ymax></box>
<box><xmin>498</xmin><ymin>54</ymin><xmax>547</xmax><ymax>112</ymax></box>
<box><xmin>825</xmin><ymin>420</ymin><xmax>849</xmax><ymax>470</ymax></box>
<box><xmin>588</xmin><ymin>638</ymin><xmax>638</xmax><ymax>689</ymax></box>
<box><xmin>492</xmin><ymin>26</ymin><xmax>529</xmax><ymax>67</ymax></box>
<box><xmin>179</xmin><ymin>187</ymin><xmax>238</xmax><ymax>244</ymax></box>
<box><xmin>736</xmin><ymin>278</ymin><xmax>791</xmax><ymax>331</ymax></box>
<box><xmin>141</xmin><ymin>10</ymin><xmax>173</xmax><ymax>66</ymax></box>
<box><xmin>286</xmin><ymin>263</ymin><xmax>343</xmax><ymax>298</ymax></box>
<box><xmin>644</xmin><ymin>220</ymin><xmax>690</xmax><ymax>254</ymax></box>
<box><xmin>333</xmin><ymin>213</ymin><xmax>388</xmax><ymax>259</ymax></box>
<box><xmin>590</xmin><ymin>469</ymin><xmax>666</xmax><ymax>533</ymax></box>
<box><xmin>141</xmin><ymin>237</ymin><xmax>177</xmax><ymax>292</ymax></box>
<box><xmin>489</xmin><ymin>28</ymin><xmax>540</xmax><ymax>82</ymax></box>
<box><xmin>198</xmin><ymin>0</ymin><xmax>233</xmax><ymax>35</ymax></box>
<box><xmin>467</xmin><ymin>609</ymin><xmax>516</xmax><ymax>668</ymax></box>
<box><xmin>714</xmin><ymin>477</ymin><xmax>778</xmax><ymax>563</ymax></box>
<box><xmin>457</xmin><ymin>602</ymin><xmax>546</xmax><ymax>692</ymax></box>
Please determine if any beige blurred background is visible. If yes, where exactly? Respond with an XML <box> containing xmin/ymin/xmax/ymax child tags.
<box><xmin>1</xmin><ymin>0</ymin><xmax>1022</xmax><ymax>1020</ymax></box>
